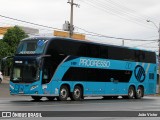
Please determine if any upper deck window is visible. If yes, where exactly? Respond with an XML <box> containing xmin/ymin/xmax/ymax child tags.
<box><xmin>16</xmin><ymin>39</ymin><xmax>48</xmax><ymax>54</ymax></box>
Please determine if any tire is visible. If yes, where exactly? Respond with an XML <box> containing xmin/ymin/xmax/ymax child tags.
<box><xmin>128</xmin><ymin>86</ymin><xmax>135</xmax><ymax>99</ymax></box>
<box><xmin>31</xmin><ymin>96</ymin><xmax>42</xmax><ymax>101</ymax></box>
<box><xmin>0</xmin><ymin>78</ymin><xmax>2</xmax><ymax>84</ymax></box>
<box><xmin>71</xmin><ymin>86</ymin><xmax>83</xmax><ymax>101</ymax></box>
<box><xmin>135</xmin><ymin>87</ymin><xmax>144</xmax><ymax>99</ymax></box>
<box><xmin>46</xmin><ymin>97</ymin><xmax>55</xmax><ymax>101</ymax></box>
<box><xmin>58</xmin><ymin>85</ymin><xmax>69</xmax><ymax>101</ymax></box>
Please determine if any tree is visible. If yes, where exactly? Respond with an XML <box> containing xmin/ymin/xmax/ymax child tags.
<box><xmin>3</xmin><ymin>26</ymin><xmax>28</xmax><ymax>54</ymax></box>
<box><xmin>1</xmin><ymin>26</ymin><xmax>28</xmax><ymax>75</ymax></box>
<box><xmin>0</xmin><ymin>40</ymin><xmax>11</xmax><ymax>60</ymax></box>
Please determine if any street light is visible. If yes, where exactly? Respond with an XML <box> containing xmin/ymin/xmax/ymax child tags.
<box><xmin>147</xmin><ymin>20</ymin><xmax>160</xmax><ymax>93</ymax></box>
<box><xmin>147</xmin><ymin>20</ymin><xmax>160</xmax><ymax>94</ymax></box>
<box><xmin>146</xmin><ymin>20</ymin><xmax>160</xmax><ymax>46</ymax></box>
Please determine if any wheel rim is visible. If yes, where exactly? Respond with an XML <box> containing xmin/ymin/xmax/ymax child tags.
<box><xmin>137</xmin><ymin>88</ymin><xmax>142</xmax><ymax>97</ymax></box>
<box><xmin>129</xmin><ymin>89</ymin><xmax>134</xmax><ymax>97</ymax></box>
<box><xmin>60</xmin><ymin>88</ymin><xmax>67</xmax><ymax>98</ymax></box>
<box><xmin>74</xmin><ymin>88</ymin><xmax>81</xmax><ymax>98</ymax></box>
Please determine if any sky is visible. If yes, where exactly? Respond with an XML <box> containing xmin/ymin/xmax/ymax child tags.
<box><xmin>0</xmin><ymin>0</ymin><xmax>160</xmax><ymax>51</ymax></box>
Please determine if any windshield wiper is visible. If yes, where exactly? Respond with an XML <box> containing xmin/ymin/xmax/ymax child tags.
<box><xmin>11</xmin><ymin>77</ymin><xmax>22</xmax><ymax>83</ymax></box>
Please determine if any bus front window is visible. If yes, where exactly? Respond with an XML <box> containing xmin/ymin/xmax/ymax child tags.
<box><xmin>16</xmin><ymin>39</ymin><xmax>48</xmax><ymax>55</ymax></box>
<box><xmin>11</xmin><ymin>62</ymin><xmax>40</xmax><ymax>83</ymax></box>
<box><xmin>12</xmin><ymin>67</ymin><xmax>21</xmax><ymax>81</ymax></box>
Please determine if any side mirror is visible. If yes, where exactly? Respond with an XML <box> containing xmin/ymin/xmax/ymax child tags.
<box><xmin>1</xmin><ymin>56</ymin><xmax>14</xmax><ymax>65</ymax></box>
<box><xmin>2</xmin><ymin>56</ymin><xmax>14</xmax><ymax>62</ymax></box>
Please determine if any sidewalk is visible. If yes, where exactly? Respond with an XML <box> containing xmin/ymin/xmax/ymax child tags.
<box><xmin>2</xmin><ymin>76</ymin><xmax>10</xmax><ymax>84</ymax></box>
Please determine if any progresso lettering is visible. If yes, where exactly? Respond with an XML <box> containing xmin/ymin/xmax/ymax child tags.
<box><xmin>79</xmin><ymin>58</ymin><xmax>110</xmax><ymax>68</ymax></box>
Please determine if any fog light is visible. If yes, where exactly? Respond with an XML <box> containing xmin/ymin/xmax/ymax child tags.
<box><xmin>10</xmin><ymin>85</ymin><xmax>14</xmax><ymax>90</ymax></box>
<box><xmin>30</xmin><ymin>85</ymin><xmax>38</xmax><ymax>90</ymax></box>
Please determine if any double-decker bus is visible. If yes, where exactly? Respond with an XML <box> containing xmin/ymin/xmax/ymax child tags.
<box><xmin>9</xmin><ymin>37</ymin><xmax>157</xmax><ymax>101</ymax></box>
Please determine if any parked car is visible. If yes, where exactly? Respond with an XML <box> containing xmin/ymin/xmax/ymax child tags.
<box><xmin>0</xmin><ymin>71</ymin><xmax>3</xmax><ymax>84</ymax></box>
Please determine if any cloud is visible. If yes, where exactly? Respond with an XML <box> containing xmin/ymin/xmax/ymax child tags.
<box><xmin>0</xmin><ymin>0</ymin><xmax>159</xmax><ymax>51</ymax></box>
<box><xmin>142</xmin><ymin>4</ymin><xmax>160</xmax><ymax>22</ymax></box>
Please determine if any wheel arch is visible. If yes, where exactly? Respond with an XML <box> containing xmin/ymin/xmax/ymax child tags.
<box><xmin>60</xmin><ymin>83</ymin><xmax>71</xmax><ymax>93</ymax></box>
<box><xmin>74</xmin><ymin>84</ymin><xmax>84</xmax><ymax>94</ymax></box>
<box><xmin>137</xmin><ymin>85</ymin><xmax>144</xmax><ymax>90</ymax></box>
<box><xmin>129</xmin><ymin>84</ymin><xmax>136</xmax><ymax>90</ymax></box>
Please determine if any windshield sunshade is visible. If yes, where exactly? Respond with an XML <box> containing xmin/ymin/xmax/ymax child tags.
<box><xmin>16</xmin><ymin>39</ymin><xmax>48</xmax><ymax>54</ymax></box>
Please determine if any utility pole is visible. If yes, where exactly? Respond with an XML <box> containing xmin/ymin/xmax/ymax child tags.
<box><xmin>147</xmin><ymin>20</ymin><xmax>160</xmax><ymax>94</ymax></box>
<box><xmin>67</xmin><ymin>0</ymin><xmax>79</xmax><ymax>38</ymax></box>
<box><xmin>122</xmin><ymin>39</ymin><xmax>124</xmax><ymax>46</ymax></box>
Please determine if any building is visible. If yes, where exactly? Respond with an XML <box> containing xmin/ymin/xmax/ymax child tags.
<box><xmin>0</xmin><ymin>26</ymin><xmax>39</xmax><ymax>36</ymax></box>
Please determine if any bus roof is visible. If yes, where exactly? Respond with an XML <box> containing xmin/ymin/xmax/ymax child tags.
<box><xmin>22</xmin><ymin>36</ymin><xmax>156</xmax><ymax>54</ymax></box>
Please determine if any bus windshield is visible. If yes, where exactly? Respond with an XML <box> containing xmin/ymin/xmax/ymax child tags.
<box><xmin>11</xmin><ymin>61</ymin><xmax>40</xmax><ymax>83</ymax></box>
<box><xmin>16</xmin><ymin>39</ymin><xmax>48</xmax><ymax>54</ymax></box>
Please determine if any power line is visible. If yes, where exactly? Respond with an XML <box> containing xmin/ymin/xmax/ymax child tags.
<box><xmin>0</xmin><ymin>21</ymin><xmax>54</xmax><ymax>35</ymax></box>
<box><xmin>105</xmin><ymin>0</ymin><xmax>157</xmax><ymax>22</ymax></box>
<box><xmin>118</xmin><ymin>0</ymin><xmax>160</xmax><ymax>21</ymax></box>
<box><xmin>79</xmin><ymin>0</ymin><xmax>155</xmax><ymax>29</ymax></box>
<box><xmin>0</xmin><ymin>14</ymin><xmax>158</xmax><ymax>43</ymax></box>
<box><xmin>75</xmin><ymin>26</ymin><xmax>158</xmax><ymax>41</ymax></box>
<box><xmin>133</xmin><ymin>41</ymin><xmax>158</xmax><ymax>47</ymax></box>
<box><xmin>0</xmin><ymin>14</ymin><xmax>62</xmax><ymax>31</ymax></box>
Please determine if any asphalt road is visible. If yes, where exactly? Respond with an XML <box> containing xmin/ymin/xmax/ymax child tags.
<box><xmin>0</xmin><ymin>82</ymin><xmax>160</xmax><ymax>120</ymax></box>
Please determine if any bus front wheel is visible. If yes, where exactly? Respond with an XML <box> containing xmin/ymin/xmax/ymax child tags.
<box><xmin>58</xmin><ymin>85</ymin><xmax>69</xmax><ymax>101</ymax></box>
<box><xmin>71</xmin><ymin>86</ymin><xmax>83</xmax><ymax>101</ymax></box>
<box><xmin>31</xmin><ymin>96</ymin><xmax>42</xmax><ymax>101</ymax></box>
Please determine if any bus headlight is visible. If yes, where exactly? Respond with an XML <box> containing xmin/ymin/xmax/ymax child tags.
<box><xmin>30</xmin><ymin>85</ymin><xmax>38</xmax><ymax>91</ymax></box>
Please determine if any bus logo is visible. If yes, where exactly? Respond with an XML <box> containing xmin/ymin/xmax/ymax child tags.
<box><xmin>134</xmin><ymin>65</ymin><xmax>145</xmax><ymax>82</ymax></box>
<box><xmin>37</xmin><ymin>40</ymin><xmax>45</xmax><ymax>46</ymax></box>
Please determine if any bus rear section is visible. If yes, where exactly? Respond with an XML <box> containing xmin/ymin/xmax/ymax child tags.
<box><xmin>9</xmin><ymin>37</ymin><xmax>157</xmax><ymax>101</ymax></box>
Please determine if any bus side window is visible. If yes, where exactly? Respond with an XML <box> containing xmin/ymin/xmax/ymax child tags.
<box><xmin>42</xmin><ymin>68</ymin><xmax>50</xmax><ymax>84</ymax></box>
<box><xmin>100</xmin><ymin>46</ymin><xmax>108</xmax><ymax>59</ymax></box>
<box><xmin>135</xmin><ymin>50</ymin><xmax>145</xmax><ymax>62</ymax></box>
<box><xmin>43</xmin><ymin>68</ymin><xmax>49</xmax><ymax>79</ymax></box>
<box><xmin>77</xmin><ymin>43</ymin><xmax>87</xmax><ymax>57</ymax></box>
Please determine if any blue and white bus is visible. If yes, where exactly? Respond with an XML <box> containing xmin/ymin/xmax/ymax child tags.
<box><xmin>10</xmin><ymin>37</ymin><xmax>157</xmax><ymax>101</ymax></box>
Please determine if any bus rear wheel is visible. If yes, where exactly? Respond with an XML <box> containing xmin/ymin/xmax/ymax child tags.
<box><xmin>135</xmin><ymin>86</ymin><xmax>144</xmax><ymax>99</ymax></box>
<box><xmin>31</xmin><ymin>96</ymin><xmax>42</xmax><ymax>101</ymax></box>
<box><xmin>71</xmin><ymin>86</ymin><xmax>83</xmax><ymax>101</ymax></box>
<box><xmin>58</xmin><ymin>85</ymin><xmax>69</xmax><ymax>101</ymax></box>
<box><xmin>128</xmin><ymin>86</ymin><xmax>135</xmax><ymax>99</ymax></box>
